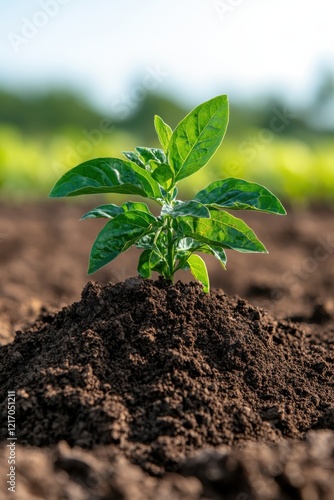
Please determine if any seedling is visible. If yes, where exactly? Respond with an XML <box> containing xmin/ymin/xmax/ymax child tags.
<box><xmin>49</xmin><ymin>95</ymin><xmax>286</xmax><ymax>293</ymax></box>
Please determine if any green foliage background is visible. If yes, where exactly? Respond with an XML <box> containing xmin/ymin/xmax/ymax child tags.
<box><xmin>1</xmin><ymin>87</ymin><xmax>333</xmax><ymax>205</ymax></box>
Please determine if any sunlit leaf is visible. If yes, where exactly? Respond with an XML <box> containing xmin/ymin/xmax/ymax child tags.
<box><xmin>154</xmin><ymin>115</ymin><xmax>173</xmax><ymax>152</ymax></box>
<box><xmin>168</xmin><ymin>95</ymin><xmax>229</xmax><ymax>182</ymax></box>
<box><xmin>186</xmin><ymin>254</ymin><xmax>210</xmax><ymax>293</ymax></box>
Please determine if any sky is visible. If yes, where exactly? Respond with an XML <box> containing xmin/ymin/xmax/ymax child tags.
<box><xmin>1</xmin><ymin>0</ymin><xmax>334</xmax><ymax>112</ymax></box>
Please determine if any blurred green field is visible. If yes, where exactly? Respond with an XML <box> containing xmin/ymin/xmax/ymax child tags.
<box><xmin>1</xmin><ymin>123</ymin><xmax>333</xmax><ymax>205</ymax></box>
<box><xmin>1</xmin><ymin>89</ymin><xmax>333</xmax><ymax>205</ymax></box>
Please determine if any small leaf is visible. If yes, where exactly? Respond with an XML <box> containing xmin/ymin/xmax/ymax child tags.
<box><xmin>135</xmin><ymin>233</ymin><xmax>155</xmax><ymax>250</ymax></box>
<box><xmin>150</xmin><ymin>162</ymin><xmax>174</xmax><ymax>189</ymax></box>
<box><xmin>81</xmin><ymin>204</ymin><xmax>124</xmax><ymax>219</ymax></box>
<box><xmin>136</xmin><ymin>147</ymin><xmax>166</xmax><ymax>164</ymax></box>
<box><xmin>198</xmin><ymin>243</ymin><xmax>227</xmax><ymax>268</ymax></box>
<box><xmin>163</xmin><ymin>200</ymin><xmax>210</xmax><ymax>218</ymax></box>
<box><xmin>176</xmin><ymin>237</ymin><xmax>226</xmax><ymax>268</ymax></box>
<box><xmin>194</xmin><ymin>178</ymin><xmax>286</xmax><ymax>215</ymax></box>
<box><xmin>88</xmin><ymin>210</ymin><xmax>157</xmax><ymax>273</ymax></box>
<box><xmin>151</xmin><ymin>148</ymin><xmax>166</xmax><ymax>163</ymax></box>
<box><xmin>154</xmin><ymin>115</ymin><xmax>173</xmax><ymax>152</ymax></box>
<box><xmin>187</xmin><ymin>254</ymin><xmax>210</xmax><ymax>293</ymax></box>
<box><xmin>178</xmin><ymin>210</ymin><xmax>267</xmax><ymax>253</ymax></box>
<box><xmin>137</xmin><ymin>242</ymin><xmax>168</xmax><ymax>278</ymax></box>
<box><xmin>136</xmin><ymin>147</ymin><xmax>157</xmax><ymax>164</ymax></box>
<box><xmin>168</xmin><ymin>95</ymin><xmax>229</xmax><ymax>182</ymax></box>
<box><xmin>121</xmin><ymin>202</ymin><xmax>151</xmax><ymax>214</ymax></box>
<box><xmin>49</xmin><ymin>158</ymin><xmax>161</xmax><ymax>199</ymax></box>
<box><xmin>122</xmin><ymin>151</ymin><xmax>146</xmax><ymax>169</ymax></box>
<box><xmin>81</xmin><ymin>201</ymin><xmax>151</xmax><ymax>220</ymax></box>
<box><xmin>137</xmin><ymin>249</ymin><xmax>152</xmax><ymax>278</ymax></box>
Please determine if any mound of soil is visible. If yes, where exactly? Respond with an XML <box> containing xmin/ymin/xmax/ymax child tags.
<box><xmin>1</xmin><ymin>203</ymin><xmax>334</xmax><ymax>498</ymax></box>
<box><xmin>1</xmin><ymin>278</ymin><xmax>333</xmax><ymax>482</ymax></box>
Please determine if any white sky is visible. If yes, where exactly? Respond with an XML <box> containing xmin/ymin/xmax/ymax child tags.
<box><xmin>1</xmin><ymin>0</ymin><xmax>334</xmax><ymax>110</ymax></box>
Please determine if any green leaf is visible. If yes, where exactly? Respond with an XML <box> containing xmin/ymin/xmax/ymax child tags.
<box><xmin>81</xmin><ymin>202</ymin><xmax>151</xmax><ymax>220</ymax></box>
<box><xmin>150</xmin><ymin>148</ymin><xmax>166</xmax><ymax>163</ymax></box>
<box><xmin>136</xmin><ymin>147</ymin><xmax>166</xmax><ymax>165</ymax></box>
<box><xmin>194</xmin><ymin>178</ymin><xmax>286</xmax><ymax>215</ymax></box>
<box><xmin>186</xmin><ymin>254</ymin><xmax>210</xmax><ymax>293</ymax></box>
<box><xmin>137</xmin><ymin>249</ymin><xmax>152</xmax><ymax>278</ymax></box>
<box><xmin>135</xmin><ymin>233</ymin><xmax>155</xmax><ymax>250</ymax></box>
<box><xmin>150</xmin><ymin>161</ymin><xmax>174</xmax><ymax>189</ymax></box>
<box><xmin>162</xmin><ymin>200</ymin><xmax>210</xmax><ymax>218</ymax></box>
<box><xmin>168</xmin><ymin>95</ymin><xmax>229</xmax><ymax>182</ymax></box>
<box><xmin>88</xmin><ymin>210</ymin><xmax>157</xmax><ymax>274</ymax></box>
<box><xmin>135</xmin><ymin>147</ymin><xmax>157</xmax><ymax>164</ymax></box>
<box><xmin>49</xmin><ymin>158</ymin><xmax>161</xmax><ymax>199</ymax></box>
<box><xmin>154</xmin><ymin>115</ymin><xmax>173</xmax><ymax>152</ymax></box>
<box><xmin>81</xmin><ymin>204</ymin><xmax>123</xmax><ymax>219</ymax></box>
<box><xmin>137</xmin><ymin>243</ymin><xmax>168</xmax><ymax>278</ymax></box>
<box><xmin>197</xmin><ymin>243</ymin><xmax>227</xmax><ymax>268</ymax></box>
<box><xmin>177</xmin><ymin>210</ymin><xmax>267</xmax><ymax>253</ymax></box>
<box><xmin>176</xmin><ymin>237</ymin><xmax>227</xmax><ymax>268</ymax></box>
<box><xmin>121</xmin><ymin>202</ymin><xmax>152</xmax><ymax>213</ymax></box>
<box><xmin>122</xmin><ymin>151</ymin><xmax>146</xmax><ymax>169</ymax></box>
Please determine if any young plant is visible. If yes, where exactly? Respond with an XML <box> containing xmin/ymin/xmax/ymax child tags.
<box><xmin>49</xmin><ymin>95</ymin><xmax>286</xmax><ymax>293</ymax></box>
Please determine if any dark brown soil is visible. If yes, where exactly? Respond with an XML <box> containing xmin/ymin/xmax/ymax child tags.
<box><xmin>1</xmin><ymin>201</ymin><xmax>334</xmax><ymax>345</ymax></box>
<box><xmin>1</xmin><ymin>432</ymin><xmax>334</xmax><ymax>500</ymax></box>
<box><xmin>0</xmin><ymin>202</ymin><xmax>334</xmax><ymax>499</ymax></box>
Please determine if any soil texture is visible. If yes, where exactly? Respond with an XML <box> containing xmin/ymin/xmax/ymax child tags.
<box><xmin>1</xmin><ymin>278</ymin><xmax>334</xmax><ymax>498</ymax></box>
<box><xmin>0</xmin><ymin>202</ymin><xmax>334</xmax><ymax>499</ymax></box>
<box><xmin>1</xmin><ymin>202</ymin><xmax>334</xmax><ymax>345</ymax></box>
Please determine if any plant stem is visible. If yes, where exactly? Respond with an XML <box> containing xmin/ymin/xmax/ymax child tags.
<box><xmin>166</xmin><ymin>216</ymin><xmax>175</xmax><ymax>281</ymax></box>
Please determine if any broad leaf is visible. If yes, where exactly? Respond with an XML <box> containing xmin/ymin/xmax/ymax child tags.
<box><xmin>49</xmin><ymin>158</ymin><xmax>161</xmax><ymax>199</ymax></box>
<box><xmin>162</xmin><ymin>200</ymin><xmax>210</xmax><ymax>218</ymax></box>
<box><xmin>154</xmin><ymin>115</ymin><xmax>173</xmax><ymax>152</ymax></box>
<box><xmin>186</xmin><ymin>254</ymin><xmax>210</xmax><ymax>293</ymax></box>
<box><xmin>177</xmin><ymin>210</ymin><xmax>267</xmax><ymax>253</ymax></box>
<box><xmin>168</xmin><ymin>95</ymin><xmax>229</xmax><ymax>182</ymax></box>
<box><xmin>194</xmin><ymin>178</ymin><xmax>286</xmax><ymax>215</ymax></box>
<box><xmin>88</xmin><ymin>210</ymin><xmax>157</xmax><ymax>273</ymax></box>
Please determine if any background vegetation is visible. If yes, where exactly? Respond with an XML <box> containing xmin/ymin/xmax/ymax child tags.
<box><xmin>1</xmin><ymin>73</ymin><xmax>334</xmax><ymax>205</ymax></box>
